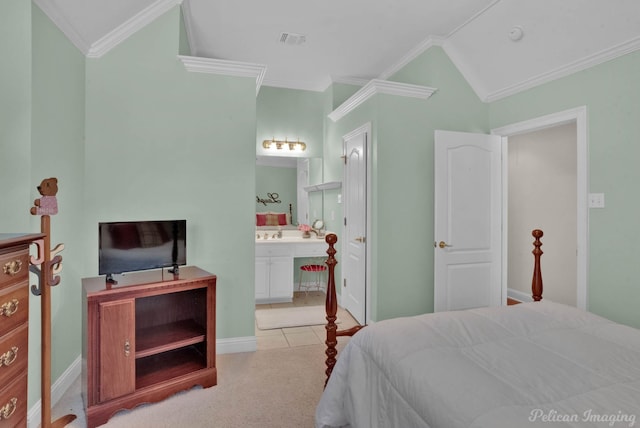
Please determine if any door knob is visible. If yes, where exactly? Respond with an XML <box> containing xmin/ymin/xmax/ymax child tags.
<box><xmin>438</xmin><ymin>241</ymin><xmax>452</xmax><ymax>249</ymax></box>
<box><xmin>355</xmin><ymin>236</ymin><xmax>366</xmax><ymax>243</ymax></box>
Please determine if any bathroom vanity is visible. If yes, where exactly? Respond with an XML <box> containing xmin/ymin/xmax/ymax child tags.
<box><xmin>255</xmin><ymin>232</ymin><xmax>328</xmax><ymax>303</ymax></box>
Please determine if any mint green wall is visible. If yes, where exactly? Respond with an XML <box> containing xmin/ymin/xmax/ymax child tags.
<box><xmin>255</xmin><ymin>165</ymin><xmax>297</xmax><ymax>220</ymax></box>
<box><xmin>324</xmin><ymin>47</ymin><xmax>488</xmax><ymax>321</ymax></box>
<box><xmin>256</xmin><ymin>86</ymin><xmax>324</xmax><ymax>158</ymax></box>
<box><xmin>1</xmin><ymin>0</ymin><xmax>32</xmax><ymax>231</ymax></box>
<box><xmin>30</xmin><ymin>5</ymin><xmax>86</xmax><ymax>406</ymax></box>
<box><xmin>83</xmin><ymin>7</ymin><xmax>257</xmax><ymax>343</ymax></box>
<box><xmin>489</xmin><ymin>50</ymin><xmax>640</xmax><ymax>328</ymax></box>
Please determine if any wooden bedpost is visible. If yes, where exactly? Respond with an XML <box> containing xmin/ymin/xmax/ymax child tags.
<box><xmin>531</xmin><ymin>229</ymin><xmax>544</xmax><ymax>302</ymax></box>
<box><xmin>323</xmin><ymin>233</ymin><xmax>365</xmax><ymax>387</ymax></box>
<box><xmin>324</xmin><ymin>233</ymin><xmax>339</xmax><ymax>387</ymax></box>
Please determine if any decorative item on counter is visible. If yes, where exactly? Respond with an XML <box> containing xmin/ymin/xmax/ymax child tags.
<box><xmin>298</xmin><ymin>223</ymin><xmax>312</xmax><ymax>238</ymax></box>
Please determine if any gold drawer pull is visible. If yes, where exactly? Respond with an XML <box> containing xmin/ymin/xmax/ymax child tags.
<box><xmin>0</xmin><ymin>347</ymin><xmax>18</xmax><ymax>367</ymax></box>
<box><xmin>0</xmin><ymin>397</ymin><xmax>17</xmax><ymax>420</ymax></box>
<box><xmin>124</xmin><ymin>340</ymin><xmax>131</xmax><ymax>357</ymax></box>
<box><xmin>0</xmin><ymin>299</ymin><xmax>19</xmax><ymax>317</ymax></box>
<box><xmin>2</xmin><ymin>260</ymin><xmax>22</xmax><ymax>276</ymax></box>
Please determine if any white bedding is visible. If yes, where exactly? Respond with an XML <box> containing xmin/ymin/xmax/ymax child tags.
<box><xmin>316</xmin><ymin>301</ymin><xmax>640</xmax><ymax>428</ymax></box>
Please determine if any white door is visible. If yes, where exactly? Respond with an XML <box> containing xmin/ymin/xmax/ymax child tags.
<box><xmin>342</xmin><ymin>126</ymin><xmax>368</xmax><ymax>324</ymax></box>
<box><xmin>434</xmin><ymin>130</ymin><xmax>502</xmax><ymax>312</ymax></box>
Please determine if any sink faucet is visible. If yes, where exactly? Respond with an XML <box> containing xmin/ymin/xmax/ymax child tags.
<box><xmin>277</xmin><ymin>227</ymin><xmax>283</xmax><ymax>238</ymax></box>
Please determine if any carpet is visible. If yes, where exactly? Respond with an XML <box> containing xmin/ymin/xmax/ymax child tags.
<box><xmin>255</xmin><ymin>305</ymin><xmax>340</xmax><ymax>330</ymax></box>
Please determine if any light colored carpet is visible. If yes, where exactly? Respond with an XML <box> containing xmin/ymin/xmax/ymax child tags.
<box><xmin>255</xmin><ymin>305</ymin><xmax>339</xmax><ymax>330</ymax></box>
<box><xmin>52</xmin><ymin>343</ymin><xmax>350</xmax><ymax>428</ymax></box>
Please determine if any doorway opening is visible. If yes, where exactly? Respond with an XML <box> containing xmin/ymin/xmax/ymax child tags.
<box><xmin>492</xmin><ymin>106</ymin><xmax>588</xmax><ymax>310</ymax></box>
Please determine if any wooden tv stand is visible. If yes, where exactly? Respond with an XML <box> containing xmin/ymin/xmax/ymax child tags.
<box><xmin>81</xmin><ymin>266</ymin><xmax>216</xmax><ymax>428</ymax></box>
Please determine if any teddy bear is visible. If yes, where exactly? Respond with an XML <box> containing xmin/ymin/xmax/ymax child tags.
<box><xmin>30</xmin><ymin>177</ymin><xmax>59</xmax><ymax>216</ymax></box>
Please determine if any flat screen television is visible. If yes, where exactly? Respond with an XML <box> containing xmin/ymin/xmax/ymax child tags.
<box><xmin>99</xmin><ymin>220</ymin><xmax>186</xmax><ymax>282</ymax></box>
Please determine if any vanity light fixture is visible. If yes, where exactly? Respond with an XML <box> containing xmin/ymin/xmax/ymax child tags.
<box><xmin>262</xmin><ymin>138</ymin><xmax>306</xmax><ymax>152</ymax></box>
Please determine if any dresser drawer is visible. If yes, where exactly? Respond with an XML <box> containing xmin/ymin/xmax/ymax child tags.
<box><xmin>0</xmin><ymin>325</ymin><xmax>27</xmax><ymax>392</ymax></box>
<box><xmin>0</xmin><ymin>372</ymin><xmax>27</xmax><ymax>427</ymax></box>
<box><xmin>0</xmin><ymin>286</ymin><xmax>28</xmax><ymax>339</ymax></box>
<box><xmin>0</xmin><ymin>248</ymin><xmax>29</xmax><ymax>290</ymax></box>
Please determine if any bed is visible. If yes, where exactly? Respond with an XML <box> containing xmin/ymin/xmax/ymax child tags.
<box><xmin>316</xmin><ymin>231</ymin><xmax>640</xmax><ymax>428</ymax></box>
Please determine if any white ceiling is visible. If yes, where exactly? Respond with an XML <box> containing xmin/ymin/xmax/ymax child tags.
<box><xmin>35</xmin><ymin>0</ymin><xmax>640</xmax><ymax>101</ymax></box>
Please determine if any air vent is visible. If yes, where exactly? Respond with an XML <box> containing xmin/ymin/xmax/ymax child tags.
<box><xmin>279</xmin><ymin>32</ymin><xmax>306</xmax><ymax>46</ymax></box>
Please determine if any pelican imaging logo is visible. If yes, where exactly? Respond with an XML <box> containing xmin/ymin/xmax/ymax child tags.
<box><xmin>529</xmin><ymin>409</ymin><xmax>636</xmax><ymax>426</ymax></box>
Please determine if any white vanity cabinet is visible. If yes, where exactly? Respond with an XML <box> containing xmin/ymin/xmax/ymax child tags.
<box><xmin>255</xmin><ymin>238</ymin><xmax>328</xmax><ymax>303</ymax></box>
<box><xmin>255</xmin><ymin>244</ymin><xmax>294</xmax><ymax>303</ymax></box>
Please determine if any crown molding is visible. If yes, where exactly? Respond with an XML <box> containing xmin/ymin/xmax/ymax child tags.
<box><xmin>328</xmin><ymin>79</ymin><xmax>437</xmax><ymax>122</ymax></box>
<box><xmin>378</xmin><ymin>36</ymin><xmax>445</xmax><ymax>80</ymax></box>
<box><xmin>177</xmin><ymin>55</ymin><xmax>267</xmax><ymax>96</ymax></box>
<box><xmin>484</xmin><ymin>35</ymin><xmax>640</xmax><ymax>103</ymax></box>
<box><xmin>33</xmin><ymin>0</ymin><xmax>91</xmax><ymax>54</ymax></box>
<box><xmin>87</xmin><ymin>0</ymin><xmax>182</xmax><ymax>58</ymax></box>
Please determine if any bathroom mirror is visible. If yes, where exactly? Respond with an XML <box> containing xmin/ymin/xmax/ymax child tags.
<box><xmin>256</xmin><ymin>156</ymin><xmax>323</xmax><ymax>227</ymax></box>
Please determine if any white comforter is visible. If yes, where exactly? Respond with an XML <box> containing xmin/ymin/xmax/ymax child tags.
<box><xmin>316</xmin><ymin>301</ymin><xmax>640</xmax><ymax>428</ymax></box>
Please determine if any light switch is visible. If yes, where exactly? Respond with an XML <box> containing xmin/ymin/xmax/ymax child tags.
<box><xmin>588</xmin><ymin>193</ymin><xmax>605</xmax><ymax>208</ymax></box>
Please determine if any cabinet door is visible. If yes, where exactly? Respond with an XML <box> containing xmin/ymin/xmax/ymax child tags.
<box><xmin>255</xmin><ymin>257</ymin><xmax>270</xmax><ymax>300</ymax></box>
<box><xmin>268</xmin><ymin>256</ymin><xmax>294</xmax><ymax>299</ymax></box>
<box><xmin>99</xmin><ymin>300</ymin><xmax>135</xmax><ymax>402</ymax></box>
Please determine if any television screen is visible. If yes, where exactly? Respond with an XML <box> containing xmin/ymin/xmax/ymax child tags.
<box><xmin>98</xmin><ymin>220</ymin><xmax>186</xmax><ymax>276</ymax></box>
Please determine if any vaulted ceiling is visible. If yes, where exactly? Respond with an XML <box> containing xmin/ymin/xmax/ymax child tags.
<box><xmin>35</xmin><ymin>0</ymin><xmax>640</xmax><ymax>101</ymax></box>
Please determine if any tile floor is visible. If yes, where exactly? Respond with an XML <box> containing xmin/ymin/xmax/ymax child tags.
<box><xmin>255</xmin><ymin>291</ymin><xmax>360</xmax><ymax>350</ymax></box>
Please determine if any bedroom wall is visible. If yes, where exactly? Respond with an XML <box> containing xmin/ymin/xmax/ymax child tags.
<box><xmin>1</xmin><ymin>0</ymin><xmax>32</xmax><ymax>231</ymax></box>
<box><xmin>30</xmin><ymin>5</ymin><xmax>86</xmax><ymax>407</ymax></box>
<box><xmin>83</xmin><ymin>6</ymin><xmax>258</xmax><ymax>345</ymax></box>
<box><xmin>323</xmin><ymin>47</ymin><xmax>489</xmax><ymax>321</ymax></box>
<box><xmin>489</xmin><ymin>50</ymin><xmax>640</xmax><ymax>328</ymax></box>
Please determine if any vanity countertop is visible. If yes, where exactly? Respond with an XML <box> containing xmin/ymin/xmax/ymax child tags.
<box><xmin>255</xmin><ymin>235</ymin><xmax>330</xmax><ymax>244</ymax></box>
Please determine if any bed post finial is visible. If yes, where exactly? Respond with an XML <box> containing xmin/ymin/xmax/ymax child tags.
<box><xmin>324</xmin><ymin>233</ymin><xmax>338</xmax><ymax>387</ymax></box>
<box><xmin>532</xmin><ymin>229</ymin><xmax>544</xmax><ymax>302</ymax></box>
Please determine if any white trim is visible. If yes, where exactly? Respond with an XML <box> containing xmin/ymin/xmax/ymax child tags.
<box><xmin>492</xmin><ymin>106</ymin><xmax>589</xmax><ymax>310</ymax></box>
<box><xmin>216</xmin><ymin>336</ymin><xmax>257</xmax><ymax>354</ymax></box>
<box><xmin>508</xmin><ymin>288</ymin><xmax>533</xmax><ymax>304</ymax></box>
<box><xmin>27</xmin><ymin>355</ymin><xmax>82</xmax><ymax>428</ymax></box>
<box><xmin>485</xmin><ymin>36</ymin><xmax>640</xmax><ymax>102</ymax></box>
<box><xmin>32</xmin><ymin>0</ymin><xmax>91</xmax><ymax>54</ymax></box>
<box><xmin>177</xmin><ymin>56</ymin><xmax>267</xmax><ymax>96</ymax></box>
<box><xmin>87</xmin><ymin>0</ymin><xmax>183</xmax><ymax>58</ymax></box>
<box><xmin>378</xmin><ymin>37</ymin><xmax>444</xmax><ymax>80</ymax></box>
<box><xmin>329</xmin><ymin>79</ymin><xmax>437</xmax><ymax>122</ymax></box>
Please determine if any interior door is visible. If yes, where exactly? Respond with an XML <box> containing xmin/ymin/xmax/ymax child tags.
<box><xmin>434</xmin><ymin>130</ymin><xmax>502</xmax><ymax>312</ymax></box>
<box><xmin>99</xmin><ymin>299</ymin><xmax>135</xmax><ymax>402</ymax></box>
<box><xmin>342</xmin><ymin>127</ymin><xmax>368</xmax><ymax>324</ymax></box>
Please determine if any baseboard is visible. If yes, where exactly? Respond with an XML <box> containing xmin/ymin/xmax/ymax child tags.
<box><xmin>27</xmin><ymin>355</ymin><xmax>82</xmax><ymax>428</ymax></box>
<box><xmin>508</xmin><ymin>288</ymin><xmax>533</xmax><ymax>303</ymax></box>
<box><xmin>217</xmin><ymin>336</ymin><xmax>257</xmax><ymax>354</ymax></box>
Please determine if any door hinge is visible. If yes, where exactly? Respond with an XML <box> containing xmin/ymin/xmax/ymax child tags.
<box><xmin>344</xmin><ymin>278</ymin><xmax>347</xmax><ymax>288</ymax></box>
<box><xmin>344</xmin><ymin>217</ymin><xmax>347</xmax><ymax>226</ymax></box>
<box><xmin>341</xmin><ymin>155</ymin><xmax>347</xmax><ymax>164</ymax></box>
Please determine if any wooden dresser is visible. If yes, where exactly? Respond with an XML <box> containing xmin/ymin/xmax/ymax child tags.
<box><xmin>0</xmin><ymin>233</ymin><xmax>44</xmax><ymax>427</ymax></box>
<box><xmin>82</xmin><ymin>266</ymin><xmax>217</xmax><ymax>428</ymax></box>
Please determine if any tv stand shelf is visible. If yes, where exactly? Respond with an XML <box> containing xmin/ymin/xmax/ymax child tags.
<box><xmin>82</xmin><ymin>266</ymin><xmax>216</xmax><ymax>428</ymax></box>
<box><xmin>135</xmin><ymin>320</ymin><xmax>205</xmax><ymax>358</ymax></box>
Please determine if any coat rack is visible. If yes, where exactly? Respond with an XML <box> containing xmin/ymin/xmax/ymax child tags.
<box><xmin>29</xmin><ymin>177</ymin><xmax>76</xmax><ymax>428</ymax></box>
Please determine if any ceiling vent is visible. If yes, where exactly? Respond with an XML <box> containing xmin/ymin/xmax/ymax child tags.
<box><xmin>279</xmin><ymin>32</ymin><xmax>306</xmax><ymax>46</ymax></box>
